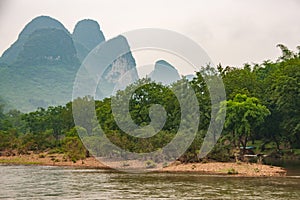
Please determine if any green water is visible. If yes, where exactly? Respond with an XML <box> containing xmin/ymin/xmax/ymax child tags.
<box><xmin>0</xmin><ymin>165</ymin><xmax>299</xmax><ymax>199</ymax></box>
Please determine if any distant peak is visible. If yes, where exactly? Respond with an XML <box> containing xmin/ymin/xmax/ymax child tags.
<box><xmin>31</xmin><ymin>15</ymin><xmax>56</xmax><ymax>21</ymax></box>
<box><xmin>24</xmin><ymin>15</ymin><xmax>65</xmax><ymax>28</ymax></box>
<box><xmin>19</xmin><ymin>15</ymin><xmax>68</xmax><ymax>39</ymax></box>
<box><xmin>114</xmin><ymin>35</ymin><xmax>129</xmax><ymax>45</ymax></box>
<box><xmin>1</xmin><ymin>15</ymin><xmax>69</xmax><ymax>64</ymax></box>
<box><xmin>155</xmin><ymin>60</ymin><xmax>176</xmax><ymax>69</ymax></box>
<box><xmin>149</xmin><ymin>60</ymin><xmax>181</xmax><ymax>85</ymax></box>
<box><xmin>74</xmin><ymin>19</ymin><xmax>102</xmax><ymax>31</ymax></box>
<box><xmin>73</xmin><ymin>19</ymin><xmax>105</xmax><ymax>51</ymax></box>
<box><xmin>95</xmin><ymin>35</ymin><xmax>131</xmax><ymax>54</ymax></box>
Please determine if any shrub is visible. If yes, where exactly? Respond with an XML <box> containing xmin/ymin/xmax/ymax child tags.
<box><xmin>48</xmin><ymin>148</ymin><xmax>64</xmax><ymax>154</ymax></box>
<box><xmin>38</xmin><ymin>154</ymin><xmax>45</xmax><ymax>158</ymax></box>
<box><xmin>122</xmin><ymin>162</ymin><xmax>130</xmax><ymax>167</ymax></box>
<box><xmin>254</xmin><ymin>168</ymin><xmax>260</xmax><ymax>173</ymax></box>
<box><xmin>145</xmin><ymin>160</ymin><xmax>157</xmax><ymax>169</ymax></box>
<box><xmin>162</xmin><ymin>162</ymin><xmax>168</xmax><ymax>168</ymax></box>
<box><xmin>63</xmin><ymin>136</ymin><xmax>86</xmax><ymax>162</ymax></box>
<box><xmin>227</xmin><ymin>168</ymin><xmax>238</xmax><ymax>175</ymax></box>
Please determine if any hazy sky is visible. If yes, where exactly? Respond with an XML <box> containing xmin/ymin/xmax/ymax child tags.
<box><xmin>0</xmin><ymin>0</ymin><xmax>299</xmax><ymax>67</ymax></box>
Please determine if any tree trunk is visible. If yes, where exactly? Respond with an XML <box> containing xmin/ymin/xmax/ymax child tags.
<box><xmin>272</xmin><ymin>135</ymin><xmax>280</xmax><ymax>151</ymax></box>
<box><xmin>232</xmin><ymin>131</ymin><xmax>236</xmax><ymax>147</ymax></box>
<box><xmin>243</xmin><ymin>136</ymin><xmax>248</xmax><ymax>154</ymax></box>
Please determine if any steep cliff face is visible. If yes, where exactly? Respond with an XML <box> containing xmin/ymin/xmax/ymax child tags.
<box><xmin>93</xmin><ymin>35</ymin><xmax>138</xmax><ymax>98</ymax></box>
<box><xmin>149</xmin><ymin>60</ymin><xmax>181</xmax><ymax>85</ymax></box>
<box><xmin>1</xmin><ymin>16</ymin><xmax>69</xmax><ymax>65</ymax></box>
<box><xmin>72</xmin><ymin>19</ymin><xmax>105</xmax><ymax>61</ymax></box>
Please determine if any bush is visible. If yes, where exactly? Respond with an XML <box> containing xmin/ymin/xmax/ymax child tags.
<box><xmin>145</xmin><ymin>160</ymin><xmax>157</xmax><ymax>169</ymax></box>
<box><xmin>122</xmin><ymin>162</ymin><xmax>130</xmax><ymax>167</ymax></box>
<box><xmin>207</xmin><ymin>142</ymin><xmax>231</xmax><ymax>162</ymax></box>
<box><xmin>63</xmin><ymin>136</ymin><xmax>86</xmax><ymax>162</ymax></box>
<box><xmin>38</xmin><ymin>154</ymin><xmax>46</xmax><ymax>158</ymax></box>
<box><xmin>162</xmin><ymin>162</ymin><xmax>168</xmax><ymax>168</ymax></box>
<box><xmin>48</xmin><ymin>148</ymin><xmax>64</xmax><ymax>154</ymax></box>
<box><xmin>227</xmin><ymin>168</ymin><xmax>238</xmax><ymax>175</ymax></box>
<box><xmin>254</xmin><ymin>168</ymin><xmax>260</xmax><ymax>173</ymax></box>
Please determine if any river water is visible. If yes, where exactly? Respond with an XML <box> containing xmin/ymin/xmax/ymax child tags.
<box><xmin>0</xmin><ymin>165</ymin><xmax>299</xmax><ymax>199</ymax></box>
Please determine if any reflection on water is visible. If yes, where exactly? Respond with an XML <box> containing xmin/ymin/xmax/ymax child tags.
<box><xmin>0</xmin><ymin>165</ymin><xmax>299</xmax><ymax>199</ymax></box>
<box><xmin>264</xmin><ymin>159</ymin><xmax>300</xmax><ymax>176</ymax></box>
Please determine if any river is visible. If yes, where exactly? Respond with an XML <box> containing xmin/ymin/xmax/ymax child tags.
<box><xmin>0</xmin><ymin>165</ymin><xmax>299</xmax><ymax>199</ymax></box>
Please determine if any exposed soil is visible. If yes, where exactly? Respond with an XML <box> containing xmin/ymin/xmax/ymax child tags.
<box><xmin>0</xmin><ymin>152</ymin><xmax>287</xmax><ymax>176</ymax></box>
<box><xmin>161</xmin><ymin>161</ymin><xmax>287</xmax><ymax>177</ymax></box>
<box><xmin>0</xmin><ymin>152</ymin><xmax>109</xmax><ymax>169</ymax></box>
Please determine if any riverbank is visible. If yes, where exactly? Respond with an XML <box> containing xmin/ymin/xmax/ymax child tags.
<box><xmin>160</xmin><ymin>161</ymin><xmax>287</xmax><ymax>176</ymax></box>
<box><xmin>0</xmin><ymin>152</ymin><xmax>109</xmax><ymax>169</ymax></box>
<box><xmin>0</xmin><ymin>152</ymin><xmax>286</xmax><ymax>176</ymax></box>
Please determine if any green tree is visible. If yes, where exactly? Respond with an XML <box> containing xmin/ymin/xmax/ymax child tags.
<box><xmin>63</xmin><ymin>127</ymin><xmax>87</xmax><ymax>162</ymax></box>
<box><xmin>46</xmin><ymin>106</ymin><xmax>64</xmax><ymax>142</ymax></box>
<box><xmin>270</xmin><ymin>60</ymin><xmax>300</xmax><ymax>148</ymax></box>
<box><xmin>221</xmin><ymin>65</ymin><xmax>260</xmax><ymax>99</ymax></box>
<box><xmin>221</xmin><ymin>94</ymin><xmax>270</xmax><ymax>152</ymax></box>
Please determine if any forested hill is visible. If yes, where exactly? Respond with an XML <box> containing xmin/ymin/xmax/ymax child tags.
<box><xmin>0</xmin><ymin>16</ymin><xmax>138</xmax><ymax>112</ymax></box>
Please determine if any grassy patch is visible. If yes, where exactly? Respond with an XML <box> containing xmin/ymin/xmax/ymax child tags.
<box><xmin>145</xmin><ymin>160</ymin><xmax>157</xmax><ymax>169</ymax></box>
<box><xmin>227</xmin><ymin>168</ymin><xmax>239</xmax><ymax>175</ymax></box>
<box><xmin>254</xmin><ymin>168</ymin><xmax>260</xmax><ymax>173</ymax></box>
<box><xmin>0</xmin><ymin>158</ymin><xmax>42</xmax><ymax>165</ymax></box>
<box><xmin>48</xmin><ymin>148</ymin><xmax>64</xmax><ymax>154</ymax></box>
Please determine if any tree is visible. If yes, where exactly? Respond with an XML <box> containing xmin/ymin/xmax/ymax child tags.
<box><xmin>276</xmin><ymin>44</ymin><xmax>297</xmax><ymax>61</ymax></box>
<box><xmin>46</xmin><ymin>106</ymin><xmax>64</xmax><ymax>142</ymax></box>
<box><xmin>23</xmin><ymin>107</ymin><xmax>48</xmax><ymax>133</ymax></box>
<box><xmin>72</xmin><ymin>96</ymin><xmax>98</xmax><ymax>135</ymax></box>
<box><xmin>221</xmin><ymin>94</ymin><xmax>270</xmax><ymax>152</ymax></box>
<box><xmin>270</xmin><ymin>60</ymin><xmax>300</xmax><ymax>148</ymax></box>
<box><xmin>63</xmin><ymin>127</ymin><xmax>87</xmax><ymax>162</ymax></box>
<box><xmin>222</xmin><ymin>65</ymin><xmax>260</xmax><ymax>99</ymax></box>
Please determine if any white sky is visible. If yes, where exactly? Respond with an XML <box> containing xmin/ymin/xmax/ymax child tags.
<box><xmin>0</xmin><ymin>0</ymin><xmax>299</xmax><ymax>67</ymax></box>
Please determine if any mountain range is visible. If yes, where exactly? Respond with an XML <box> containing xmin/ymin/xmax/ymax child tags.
<box><xmin>0</xmin><ymin>16</ymin><xmax>182</xmax><ymax>112</ymax></box>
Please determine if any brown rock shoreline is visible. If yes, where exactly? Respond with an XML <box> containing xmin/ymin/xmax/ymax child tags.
<box><xmin>0</xmin><ymin>153</ymin><xmax>286</xmax><ymax>177</ymax></box>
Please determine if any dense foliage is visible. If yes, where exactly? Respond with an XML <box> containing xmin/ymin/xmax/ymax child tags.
<box><xmin>0</xmin><ymin>45</ymin><xmax>299</xmax><ymax>163</ymax></box>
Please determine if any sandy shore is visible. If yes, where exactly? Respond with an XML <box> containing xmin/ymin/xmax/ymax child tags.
<box><xmin>160</xmin><ymin>161</ymin><xmax>287</xmax><ymax>177</ymax></box>
<box><xmin>0</xmin><ymin>153</ymin><xmax>286</xmax><ymax>176</ymax></box>
<box><xmin>0</xmin><ymin>153</ymin><xmax>109</xmax><ymax>169</ymax></box>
